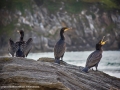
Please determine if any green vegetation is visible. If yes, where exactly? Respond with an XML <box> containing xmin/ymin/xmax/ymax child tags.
<box><xmin>0</xmin><ymin>0</ymin><xmax>119</xmax><ymax>38</ymax></box>
<box><xmin>0</xmin><ymin>0</ymin><xmax>119</xmax><ymax>14</ymax></box>
<box><xmin>44</xmin><ymin>0</ymin><xmax>61</xmax><ymax>13</ymax></box>
<box><xmin>100</xmin><ymin>0</ymin><xmax>120</xmax><ymax>9</ymax></box>
<box><xmin>43</xmin><ymin>0</ymin><xmax>90</xmax><ymax>13</ymax></box>
<box><xmin>0</xmin><ymin>0</ymin><xmax>33</xmax><ymax>38</ymax></box>
<box><xmin>0</xmin><ymin>20</ymin><xmax>17</xmax><ymax>37</ymax></box>
<box><xmin>43</xmin><ymin>0</ymin><xmax>120</xmax><ymax>13</ymax></box>
<box><xmin>64</xmin><ymin>1</ymin><xmax>89</xmax><ymax>13</ymax></box>
<box><xmin>82</xmin><ymin>0</ymin><xmax>120</xmax><ymax>10</ymax></box>
<box><xmin>0</xmin><ymin>21</ymin><xmax>32</xmax><ymax>38</ymax></box>
<box><xmin>81</xmin><ymin>0</ymin><xmax>100</xmax><ymax>3</ymax></box>
<box><xmin>0</xmin><ymin>0</ymin><xmax>32</xmax><ymax>14</ymax></box>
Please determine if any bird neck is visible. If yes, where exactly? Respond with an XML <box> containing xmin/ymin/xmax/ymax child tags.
<box><xmin>60</xmin><ymin>32</ymin><xmax>65</xmax><ymax>40</ymax></box>
<box><xmin>96</xmin><ymin>48</ymin><xmax>102</xmax><ymax>52</ymax></box>
<box><xmin>19</xmin><ymin>31</ymin><xmax>24</xmax><ymax>41</ymax></box>
<box><xmin>20</xmin><ymin>36</ymin><xmax>24</xmax><ymax>41</ymax></box>
<box><xmin>96</xmin><ymin>44</ymin><xmax>102</xmax><ymax>51</ymax></box>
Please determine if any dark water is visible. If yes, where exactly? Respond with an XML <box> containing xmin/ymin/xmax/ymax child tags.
<box><xmin>27</xmin><ymin>51</ymin><xmax>120</xmax><ymax>78</ymax></box>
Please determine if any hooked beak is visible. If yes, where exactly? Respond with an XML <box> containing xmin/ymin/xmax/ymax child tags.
<box><xmin>64</xmin><ymin>27</ymin><xmax>72</xmax><ymax>31</ymax></box>
<box><xmin>101</xmin><ymin>36</ymin><xmax>107</xmax><ymax>45</ymax></box>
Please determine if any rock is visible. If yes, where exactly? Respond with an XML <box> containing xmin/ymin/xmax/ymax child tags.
<box><xmin>38</xmin><ymin>57</ymin><xmax>67</xmax><ymax>65</ymax></box>
<box><xmin>0</xmin><ymin>1</ymin><xmax>120</xmax><ymax>53</ymax></box>
<box><xmin>0</xmin><ymin>57</ymin><xmax>120</xmax><ymax>90</ymax></box>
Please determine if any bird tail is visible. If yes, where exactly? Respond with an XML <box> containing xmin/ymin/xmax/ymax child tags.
<box><xmin>82</xmin><ymin>67</ymin><xmax>89</xmax><ymax>73</ymax></box>
<box><xmin>55</xmin><ymin>58</ymin><xmax>60</xmax><ymax>64</ymax></box>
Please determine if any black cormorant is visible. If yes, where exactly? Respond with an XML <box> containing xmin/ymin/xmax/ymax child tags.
<box><xmin>54</xmin><ymin>27</ymin><xmax>71</xmax><ymax>64</ymax></box>
<box><xmin>82</xmin><ymin>36</ymin><xmax>107</xmax><ymax>72</ymax></box>
<box><xmin>8</xmin><ymin>30</ymin><xmax>32</xmax><ymax>57</ymax></box>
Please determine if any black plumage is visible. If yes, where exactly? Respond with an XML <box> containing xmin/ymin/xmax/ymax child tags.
<box><xmin>8</xmin><ymin>30</ymin><xmax>32</xmax><ymax>57</ymax></box>
<box><xmin>82</xmin><ymin>36</ymin><xmax>107</xmax><ymax>72</ymax></box>
<box><xmin>54</xmin><ymin>27</ymin><xmax>70</xmax><ymax>64</ymax></box>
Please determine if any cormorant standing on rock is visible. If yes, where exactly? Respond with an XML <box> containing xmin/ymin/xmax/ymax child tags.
<box><xmin>8</xmin><ymin>30</ymin><xmax>32</xmax><ymax>57</ymax></box>
<box><xmin>82</xmin><ymin>36</ymin><xmax>107</xmax><ymax>72</ymax></box>
<box><xmin>54</xmin><ymin>27</ymin><xmax>71</xmax><ymax>64</ymax></box>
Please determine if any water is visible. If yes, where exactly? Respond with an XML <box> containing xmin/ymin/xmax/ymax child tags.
<box><xmin>27</xmin><ymin>51</ymin><xmax>120</xmax><ymax>78</ymax></box>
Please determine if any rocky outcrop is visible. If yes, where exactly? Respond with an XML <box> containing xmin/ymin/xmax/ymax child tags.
<box><xmin>0</xmin><ymin>57</ymin><xmax>120</xmax><ymax>90</ymax></box>
<box><xmin>0</xmin><ymin>0</ymin><xmax>120</xmax><ymax>53</ymax></box>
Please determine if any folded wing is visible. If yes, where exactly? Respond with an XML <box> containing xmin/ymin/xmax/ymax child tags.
<box><xmin>54</xmin><ymin>40</ymin><xmax>66</xmax><ymax>58</ymax></box>
<box><xmin>86</xmin><ymin>50</ymin><xmax>102</xmax><ymax>68</ymax></box>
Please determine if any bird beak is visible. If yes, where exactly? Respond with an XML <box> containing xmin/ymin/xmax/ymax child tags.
<box><xmin>64</xmin><ymin>27</ymin><xmax>72</xmax><ymax>31</ymax></box>
<box><xmin>101</xmin><ymin>36</ymin><xmax>107</xmax><ymax>45</ymax></box>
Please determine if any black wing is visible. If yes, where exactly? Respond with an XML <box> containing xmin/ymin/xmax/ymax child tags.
<box><xmin>8</xmin><ymin>38</ymin><xmax>16</xmax><ymax>57</ymax></box>
<box><xmin>23</xmin><ymin>38</ymin><xmax>33</xmax><ymax>57</ymax></box>
<box><xmin>54</xmin><ymin>40</ymin><xmax>66</xmax><ymax>59</ymax></box>
<box><xmin>86</xmin><ymin>50</ymin><xmax>102</xmax><ymax>68</ymax></box>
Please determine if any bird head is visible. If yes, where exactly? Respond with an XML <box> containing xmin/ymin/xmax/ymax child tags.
<box><xmin>61</xmin><ymin>27</ymin><xmax>72</xmax><ymax>33</ymax></box>
<box><xmin>17</xmin><ymin>30</ymin><xmax>24</xmax><ymax>37</ymax></box>
<box><xmin>99</xmin><ymin>36</ymin><xmax>107</xmax><ymax>45</ymax></box>
<box><xmin>96</xmin><ymin>36</ymin><xmax>107</xmax><ymax>50</ymax></box>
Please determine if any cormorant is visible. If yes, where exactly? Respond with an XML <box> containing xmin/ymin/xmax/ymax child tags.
<box><xmin>82</xmin><ymin>36</ymin><xmax>107</xmax><ymax>72</ymax></box>
<box><xmin>8</xmin><ymin>30</ymin><xmax>32</xmax><ymax>57</ymax></box>
<box><xmin>54</xmin><ymin>27</ymin><xmax>71</xmax><ymax>64</ymax></box>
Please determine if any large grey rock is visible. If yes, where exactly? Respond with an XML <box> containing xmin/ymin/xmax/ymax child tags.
<box><xmin>0</xmin><ymin>57</ymin><xmax>120</xmax><ymax>90</ymax></box>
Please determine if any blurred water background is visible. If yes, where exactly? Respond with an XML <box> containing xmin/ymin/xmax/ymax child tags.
<box><xmin>27</xmin><ymin>51</ymin><xmax>120</xmax><ymax>78</ymax></box>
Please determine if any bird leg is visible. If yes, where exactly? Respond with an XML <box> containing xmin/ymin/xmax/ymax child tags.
<box><xmin>61</xmin><ymin>54</ymin><xmax>64</xmax><ymax>61</ymax></box>
<box><xmin>61</xmin><ymin>57</ymin><xmax>63</xmax><ymax>61</ymax></box>
<box><xmin>95</xmin><ymin>67</ymin><xmax>98</xmax><ymax>71</ymax></box>
<box><xmin>55</xmin><ymin>58</ymin><xmax>60</xmax><ymax>64</ymax></box>
<box><xmin>95</xmin><ymin>64</ymin><xmax>98</xmax><ymax>71</ymax></box>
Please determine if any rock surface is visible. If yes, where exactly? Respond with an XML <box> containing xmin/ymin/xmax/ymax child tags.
<box><xmin>0</xmin><ymin>57</ymin><xmax>120</xmax><ymax>90</ymax></box>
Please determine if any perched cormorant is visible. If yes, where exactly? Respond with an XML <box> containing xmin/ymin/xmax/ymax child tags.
<box><xmin>8</xmin><ymin>30</ymin><xmax>32</xmax><ymax>57</ymax></box>
<box><xmin>82</xmin><ymin>36</ymin><xmax>107</xmax><ymax>72</ymax></box>
<box><xmin>54</xmin><ymin>27</ymin><xmax>71</xmax><ymax>64</ymax></box>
